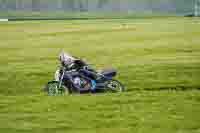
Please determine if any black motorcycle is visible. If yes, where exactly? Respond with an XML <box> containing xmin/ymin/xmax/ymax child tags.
<box><xmin>44</xmin><ymin>60</ymin><xmax>124</xmax><ymax>95</ymax></box>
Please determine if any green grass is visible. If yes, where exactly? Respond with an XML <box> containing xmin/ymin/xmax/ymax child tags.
<box><xmin>0</xmin><ymin>17</ymin><xmax>200</xmax><ymax>133</ymax></box>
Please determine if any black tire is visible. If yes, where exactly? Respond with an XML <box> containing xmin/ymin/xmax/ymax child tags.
<box><xmin>106</xmin><ymin>80</ymin><xmax>125</xmax><ymax>92</ymax></box>
<box><xmin>44</xmin><ymin>81</ymin><xmax>70</xmax><ymax>95</ymax></box>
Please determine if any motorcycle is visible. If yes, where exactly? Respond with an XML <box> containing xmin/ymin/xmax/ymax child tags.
<box><xmin>44</xmin><ymin>59</ymin><xmax>124</xmax><ymax>95</ymax></box>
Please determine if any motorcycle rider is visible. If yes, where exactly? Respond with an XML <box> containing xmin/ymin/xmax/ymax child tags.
<box><xmin>55</xmin><ymin>52</ymin><xmax>72</xmax><ymax>81</ymax></box>
<box><xmin>55</xmin><ymin>51</ymin><xmax>85</xmax><ymax>81</ymax></box>
<box><xmin>54</xmin><ymin>51</ymin><xmax>97</xmax><ymax>92</ymax></box>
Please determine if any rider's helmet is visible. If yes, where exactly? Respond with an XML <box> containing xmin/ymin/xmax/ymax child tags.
<box><xmin>59</xmin><ymin>51</ymin><xmax>76</xmax><ymax>66</ymax></box>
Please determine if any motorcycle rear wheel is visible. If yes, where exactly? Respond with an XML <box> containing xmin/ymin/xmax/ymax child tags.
<box><xmin>106</xmin><ymin>80</ymin><xmax>125</xmax><ymax>92</ymax></box>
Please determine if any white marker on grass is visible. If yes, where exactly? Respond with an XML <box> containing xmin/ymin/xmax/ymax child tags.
<box><xmin>0</xmin><ymin>19</ymin><xmax>8</xmax><ymax>22</ymax></box>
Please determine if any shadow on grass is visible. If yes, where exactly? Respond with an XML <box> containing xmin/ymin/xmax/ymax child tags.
<box><xmin>126</xmin><ymin>85</ymin><xmax>200</xmax><ymax>92</ymax></box>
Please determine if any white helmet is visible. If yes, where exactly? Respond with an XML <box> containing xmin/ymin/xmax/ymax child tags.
<box><xmin>59</xmin><ymin>51</ymin><xmax>76</xmax><ymax>66</ymax></box>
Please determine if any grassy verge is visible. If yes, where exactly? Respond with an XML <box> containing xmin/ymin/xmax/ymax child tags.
<box><xmin>1</xmin><ymin>18</ymin><xmax>200</xmax><ymax>95</ymax></box>
<box><xmin>0</xmin><ymin>91</ymin><xmax>200</xmax><ymax>133</ymax></box>
<box><xmin>0</xmin><ymin>17</ymin><xmax>200</xmax><ymax>132</ymax></box>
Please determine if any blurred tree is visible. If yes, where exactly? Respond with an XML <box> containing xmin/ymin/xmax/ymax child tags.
<box><xmin>62</xmin><ymin>0</ymin><xmax>75</xmax><ymax>11</ymax></box>
<box><xmin>16</xmin><ymin>0</ymin><xmax>23</xmax><ymax>10</ymax></box>
<box><xmin>195</xmin><ymin>0</ymin><xmax>200</xmax><ymax>16</ymax></box>
<box><xmin>0</xmin><ymin>0</ymin><xmax>7</xmax><ymax>10</ymax></box>
<box><xmin>32</xmin><ymin>0</ymin><xmax>40</xmax><ymax>11</ymax></box>
<box><xmin>78</xmin><ymin>0</ymin><xmax>88</xmax><ymax>12</ymax></box>
<box><xmin>97</xmin><ymin>0</ymin><xmax>108</xmax><ymax>9</ymax></box>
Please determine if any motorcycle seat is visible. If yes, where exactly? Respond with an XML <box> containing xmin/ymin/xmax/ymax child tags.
<box><xmin>99</xmin><ymin>68</ymin><xmax>117</xmax><ymax>77</ymax></box>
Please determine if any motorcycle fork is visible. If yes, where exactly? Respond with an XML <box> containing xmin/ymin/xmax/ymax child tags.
<box><xmin>59</xmin><ymin>71</ymin><xmax>65</xmax><ymax>88</ymax></box>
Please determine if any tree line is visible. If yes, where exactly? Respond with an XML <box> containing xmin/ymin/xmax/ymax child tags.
<box><xmin>0</xmin><ymin>0</ymin><xmax>194</xmax><ymax>14</ymax></box>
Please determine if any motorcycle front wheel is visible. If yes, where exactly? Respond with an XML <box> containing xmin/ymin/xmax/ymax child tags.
<box><xmin>106</xmin><ymin>80</ymin><xmax>125</xmax><ymax>92</ymax></box>
<box><xmin>44</xmin><ymin>81</ymin><xmax>70</xmax><ymax>96</ymax></box>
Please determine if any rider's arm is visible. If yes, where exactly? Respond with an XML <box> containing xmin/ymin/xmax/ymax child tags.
<box><xmin>54</xmin><ymin>69</ymin><xmax>60</xmax><ymax>81</ymax></box>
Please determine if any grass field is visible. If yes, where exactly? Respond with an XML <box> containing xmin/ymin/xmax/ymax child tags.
<box><xmin>1</xmin><ymin>17</ymin><xmax>200</xmax><ymax>133</ymax></box>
